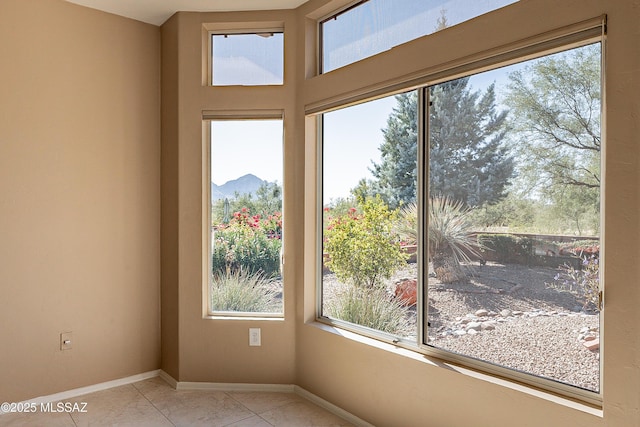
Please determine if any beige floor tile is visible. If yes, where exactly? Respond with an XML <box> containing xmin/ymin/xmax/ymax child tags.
<box><xmin>0</xmin><ymin>411</ymin><xmax>75</xmax><ymax>427</ymax></box>
<box><xmin>227</xmin><ymin>391</ymin><xmax>303</xmax><ymax>414</ymax></box>
<box><xmin>223</xmin><ymin>414</ymin><xmax>274</xmax><ymax>427</ymax></box>
<box><xmin>140</xmin><ymin>387</ymin><xmax>254</xmax><ymax>426</ymax></box>
<box><xmin>68</xmin><ymin>384</ymin><xmax>173</xmax><ymax>427</ymax></box>
<box><xmin>259</xmin><ymin>400</ymin><xmax>354</xmax><ymax>427</ymax></box>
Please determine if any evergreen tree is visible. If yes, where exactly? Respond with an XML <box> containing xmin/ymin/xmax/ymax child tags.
<box><xmin>367</xmin><ymin>79</ymin><xmax>513</xmax><ymax>209</ymax></box>
<box><xmin>368</xmin><ymin>92</ymin><xmax>419</xmax><ymax>208</ymax></box>
<box><xmin>429</xmin><ymin>78</ymin><xmax>513</xmax><ymax>207</ymax></box>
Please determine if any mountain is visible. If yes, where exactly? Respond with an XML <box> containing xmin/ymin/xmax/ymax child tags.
<box><xmin>211</xmin><ymin>174</ymin><xmax>266</xmax><ymax>201</ymax></box>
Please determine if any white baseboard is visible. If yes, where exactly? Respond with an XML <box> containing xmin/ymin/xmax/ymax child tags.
<box><xmin>158</xmin><ymin>371</ymin><xmax>373</xmax><ymax>427</ymax></box>
<box><xmin>294</xmin><ymin>385</ymin><xmax>376</xmax><ymax>427</ymax></box>
<box><xmin>5</xmin><ymin>370</ymin><xmax>373</xmax><ymax>427</ymax></box>
<box><xmin>1</xmin><ymin>370</ymin><xmax>161</xmax><ymax>415</ymax></box>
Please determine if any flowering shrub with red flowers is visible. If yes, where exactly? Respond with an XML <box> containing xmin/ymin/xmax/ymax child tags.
<box><xmin>212</xmin><ymin>207</ymin><xmax>282</xmax><ymax>278</ymax></box>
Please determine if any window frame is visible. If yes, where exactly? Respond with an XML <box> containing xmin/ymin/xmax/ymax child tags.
<box><xmin>318</xmin><ymin>0</ymin><xmax>519</xmax><ymax>74</ymax></box>
<box><xmin>314</xmin><ymin>26</ymin><xmax>605</xmax><ymax>405</ymax></box>
<box><xmin>208</xmin><ymin>28</ymin><xmax>284</xmax><ymax>87</ymax></box>
<box><xmin>205</xmin><ymin>111</ymin><xmax>286</xmax><ymax>319</ymax></box>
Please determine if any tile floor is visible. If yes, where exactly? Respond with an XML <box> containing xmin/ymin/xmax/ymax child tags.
<box><xmin>0</xmin><ymin>377</ymin><xmax>355</xmax><ymax>427</ymax></box>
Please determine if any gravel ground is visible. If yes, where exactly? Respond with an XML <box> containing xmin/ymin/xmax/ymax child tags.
<box><xmin>323</xmin><ymin>261</ymin><xmax>600</xmax><ymax>392</ymax></box>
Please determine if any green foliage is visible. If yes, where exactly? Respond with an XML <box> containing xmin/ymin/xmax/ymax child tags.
<box><xmin>477</xmin><ymin>234</ymin><xmax>533</xmax><ymax>263</ymax></box>
<box><xmin>429</xmin><ymin>79</ymin><xmax>514</xmax><ymax>207</ymax></box>
<box><xmin>395</xmin><ymin>202</ymin><xmax>419</xmax><ymax>245</ymax></box>
<box><xmin>548</xmin><ymin>255</ymin><xmax>600</xmax><ymax>312</ymax></box>
<box><xmin>505</xmin><ymin>43</ymin><xmax>601</xmax><ymax>227</ymax></box>
<box><xmin>211</xmin><ymin>270</ymin><xmax>281</xmax><ymax>313</ymax></box>
<box><xmin>324</xmin><ymin>286</ymin><xmax>409</xmax><ymax>335</ymax></box>
<box><xmin>212</xmin><ymin>208</ymin><xmax>281</xmax><ymax>278</ymax></box>
<box><xmin>429</xmin><ymin>197</ymin><xmax>479</xmax><ymax>262</ymax></box>
<box><xmin>324</xmin><ymin>196</ymin><xmax>407</xmax><ymax>288</ymax></box>
<box><xmin>468</xmin><ymin>193</ymin><xmax>536</xmax><ymax>231</ymax></box>
<box><xmin>368</xmin><ymin>92</ymin><xmax>419</xmax><ymax>209</ymax></box>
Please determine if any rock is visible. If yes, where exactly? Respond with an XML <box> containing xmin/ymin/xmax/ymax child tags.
<box><xmin>512</xmin><ymin>311</ymin><xmax>524</xmax><ymax>316</ymax></box>
<box><xmin>466</xmin><ymin>322</ymin><xmax>482</xmax><ymax>331</ymax></box>
<box><xmin>481</xmin><ymin>321</ymin><xmax>497</xmax><ymax>330</ymax></box>
<box><xmin>394</xmin><ymin>279</ymin><xmax>417</xmax><ymax>306</ymax></box>
<box><xmin>583</xmin><ymin>338</ymin><xmax>600</xmax><ymax>351</ymax></box>
<box><xmin>500</xmin><ymin>309</ymin><xmax>512</xmax><ymax>317</ymax></box>
<box><xmin>467</xmin><ymin>329</ymin><xmax>478</xmax><ymax>335</ymax></box>
<box><xmin>584</xmin><ymin>335</ymin><xmax>596</xmax><ymax>342</ymax></box>
<box><xmin>475</xmin><ymin>309</ymin><xmax>489</xmax><ymax>317</ymax></box>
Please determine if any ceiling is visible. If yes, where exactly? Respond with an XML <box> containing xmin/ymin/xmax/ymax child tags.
<box><xmin>64</xmin><ymin>0</ymin><xmax>311</xmax><ymax>26</ymax></box>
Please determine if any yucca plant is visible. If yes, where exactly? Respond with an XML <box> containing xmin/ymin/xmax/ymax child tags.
<box><xmin>210</xmin><ymin>270</ymin><xmax>281</xmax><ymax>313</ymax></box>
<box><xmin>429</xmin><ymin>196</ymin><xmax>481</xmax><ymax>282</ymax></box>
<box><xmin>397</xmin><ymin>197</ymin><xmax>480</xmax><ymax>283</ymax></box>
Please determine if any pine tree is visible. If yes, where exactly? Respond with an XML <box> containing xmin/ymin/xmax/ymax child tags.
<box><xmin>367</xmin><ymin>78</ymin><xmax>513</xmax><ymax>209</ymax></box>
<box><xmin>429</xmin><ymin>78</ymin><xmax>513</xmax><ymax>207</ymax></box>
<box><xmin>368</xmin><ymin>92</ymin><xmax>419</xmax><ymax>208</ymax></box>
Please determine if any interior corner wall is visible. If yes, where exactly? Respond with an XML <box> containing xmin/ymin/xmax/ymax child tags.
<box><xmin>0</xmin><ymin>0</ymin><xmax>161</xmax><ymax>402</ymax></box>
<box><xmin>160</xmin><ymin>13</ymin><xmax>180</xmax><ymax>381</ymax></box>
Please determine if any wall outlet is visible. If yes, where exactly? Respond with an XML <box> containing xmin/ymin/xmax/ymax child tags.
<box><xmin>60</xmin><ymin>332</ymin><xmax>73</xmax><ymax>350</ymax></box>
<box><xmin>249</xmin><ymin>328</ymin><xmax>261</xmax><ymax>346</ymax></box>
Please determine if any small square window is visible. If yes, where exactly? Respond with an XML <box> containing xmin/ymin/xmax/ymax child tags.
<box><xmin>211</xmin><ymin>32</ymin><xmax>284</xmax><ymax>86</ymax></box>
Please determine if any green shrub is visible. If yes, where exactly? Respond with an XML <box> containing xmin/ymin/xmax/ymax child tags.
<box><xmin>324</xmin><ymin>196</ymin><xmax>407</xmax><ymax>288</ymax></box>
<box><xmin>210</xmin><ymin>270</ymin><xmax>281</xmax><ymax>312</ymax></box>
<box><xmin>477</xmin><ymin>234</ymin><xmax>533</xmax><ymax>263</ymax></box>
<box><xmin>325</xmin><ymin>286</ymin><xmax>409</xmax><ymax>334</ymax></box>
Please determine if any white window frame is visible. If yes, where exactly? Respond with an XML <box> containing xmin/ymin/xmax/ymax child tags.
<box><xmin>205</xmin><ymin>110</ymin><xmax>285</xmax><ymax>319</ymax></box>
<box><xmin>208</xmin><ymin>29</ymin><xmax>284</xmax><ymax>86</ymax></box>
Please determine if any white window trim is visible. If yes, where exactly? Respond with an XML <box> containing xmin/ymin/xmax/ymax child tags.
<box><xmin>204</xmin><ymin>110</ymin><xmax>285</xmax><ymax>319</ymax></box>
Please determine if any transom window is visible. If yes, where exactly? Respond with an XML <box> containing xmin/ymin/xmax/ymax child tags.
<box><xmin>320</xmin><ymin>0</ymin><xmax>518</xmax><ymax>73</ymax></box>
<box><xmin>319</xmin><ymin>42</ymin><xmax>602</xmax><ymax>402</ymax></box>
<box><xmin>211</xmin><ymin>32</ymin><xmax>284</xmax><ymax>86</ymax></box>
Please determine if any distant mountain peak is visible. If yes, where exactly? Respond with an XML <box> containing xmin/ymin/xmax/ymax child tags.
<box><xmin>211</xmin><ymin>174</ymin><xmax>266</xmax><ymax>201</ymax></box>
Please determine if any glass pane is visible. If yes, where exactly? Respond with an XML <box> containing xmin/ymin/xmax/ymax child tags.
<box><xmin>212</xmin><ymin>33</ymin><xmax>283</xmax><ymax>85</ymax></box>
<box><xmin>321</xmin><ymin>0</ymin><xmax>517</xmax><ymax>73</ymax></box>
<box><xmin>321</xmin><ymin>92</ymin><xmax>418</xmax><ymax>339</ymax></box>
<box><xmin>426</xmin><ymin>43</ymin><xmax>601</xmax><ymax>393</ymax></box>
<box><xmin>210</xmin><ymin>120</ymin><xmax>284</xmax><ymax>314</ymax></box>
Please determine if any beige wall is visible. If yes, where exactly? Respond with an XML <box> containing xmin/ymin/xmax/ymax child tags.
<box><xmin>0</xmin><ymin>0</ymin><xmax>161</xmax><ymax>402</ymax></box>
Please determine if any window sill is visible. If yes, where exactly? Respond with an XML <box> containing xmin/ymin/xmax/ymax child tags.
<box><xmin>205</xmin><ymin>315</ymin><xmax>285</xmax><ymax>321</ymax></box>
<box><xmin>307</xmin><ymin>320</ymin><xmax>603</xmax><ymax>417</ymax></box>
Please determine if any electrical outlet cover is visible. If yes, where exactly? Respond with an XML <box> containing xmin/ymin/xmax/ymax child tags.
<box><xmin>60</xmin><ymin>332</ymin><xmax>73</xmax><ymax>350</ymax></box>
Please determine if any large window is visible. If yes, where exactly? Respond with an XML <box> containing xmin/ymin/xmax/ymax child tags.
<box><xmin>211</xmin><ymin>32</ymin><xmax>284</xmax><ymax>85</ymax></box>
<box><xmin>320</xmin><ymin>42</ymin><xmax>602</xmax><ymax>400</ymax></box>
<box><xmin>209</xmin><ymin>119</ymin><xmax>284</xmax><ymax>316</ymax></box>
<box><xmin>320</xmin><ymin>0</ymin><xmax>517</xmax><ymax>73</ymax></box>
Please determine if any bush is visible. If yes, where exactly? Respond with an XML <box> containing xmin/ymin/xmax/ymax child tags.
<box><xmin>324</xmin><ymin>196</ymin><xmax>407</xmax><ymax>288</ymax></box>
<box><xmin>477</xmin><ymin>234</ymin><xmax>533</xmax><ymax>263</ymax></box>
<box><xmin>548</xmin><ymin>255</ymin><xmax>600</xmax><ymax>312</ymax></box>
<box><xmin>325</xmin><ymin>286</ymin><xmax>410</xmax><ymax>334</ymax></box>
<box><xmin>210</xmin><ymin>270</ymin><xmax>281</xmax><ymax>312</ymax></box>
<box><xmin>212</xmin><ymin>208</ymin><xmax>281</xmax><ymax>278</ymax></box>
